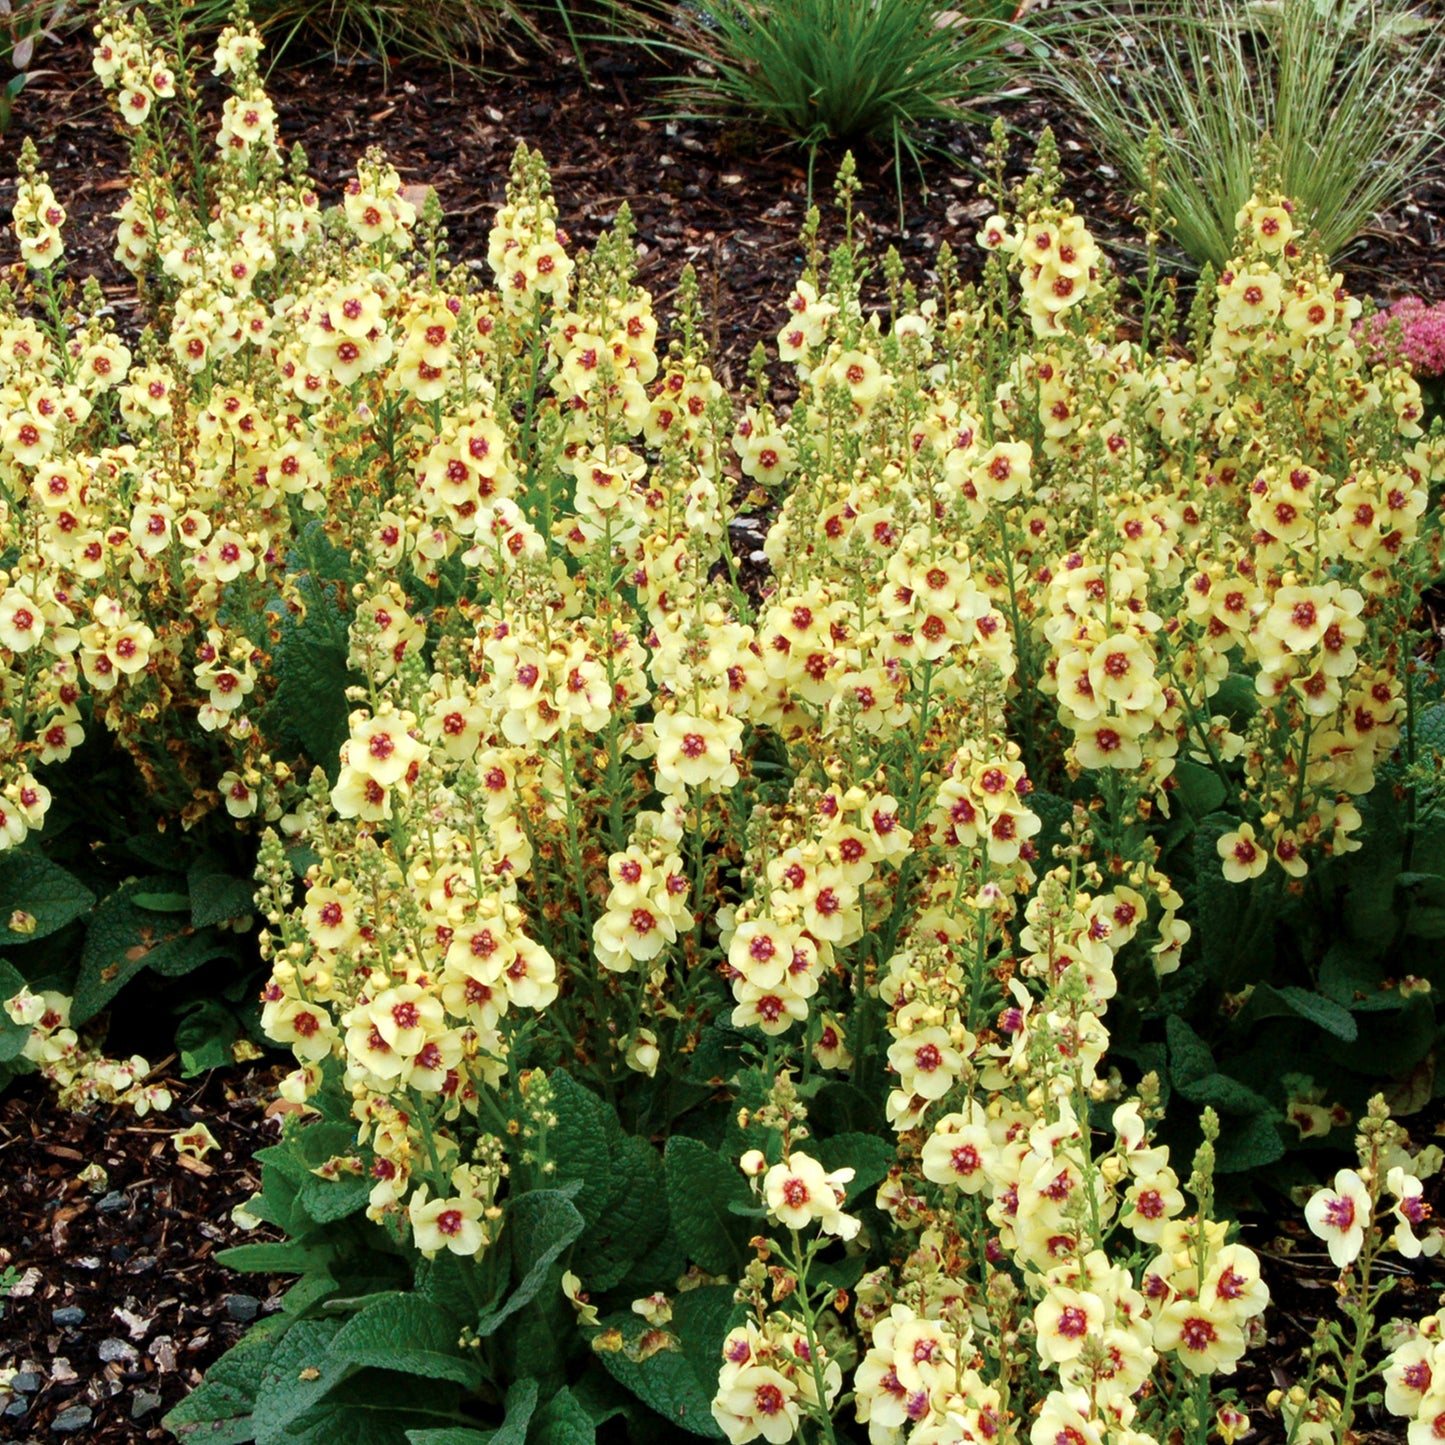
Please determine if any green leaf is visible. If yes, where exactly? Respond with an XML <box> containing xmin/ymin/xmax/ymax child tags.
<box><xmin>217</xmin><ymin>1241</ymin><xmax>331</xmax><ymax>1275</ymax></box>
<box><xmin>328</xmin><ymin>1293</ymin><xmax>483</xmax><ymax>1389</ymax></box>
<box><xmin>252</xmin><ymin>1318</ymin><xmax>351</xmax><ymax>1445</ymax></box>
<box><xmin>0</xmin><ymin>959</ymin><xmax>29</xmax><ymax>1064</ymax></box>
<box><xmin>297</xmin><ymin>1170</ymin><xmax>371</xmax><ymax>1225</ymax></box>
<box><xmin>1407</xmin><ymin>905</ymin><xmax>1445</xmax><ymax>939</ymax></box>
<box><xmin>1209</xmin><ymin>673</ymin><xmax>1258</xmax><ymax>726</ymax></box>
<box><xmin>582</xmin><ymin>1133</ymin><xmax>667</xmax><ymax>1292</ymax></box>
<box><xmin>281</xmin><ymin>1271</ymin><xmax>338</xmax><ymax>1318</ymax></box>
<box><xmin>589</xmin><ymin>1290</ymin><xmax>730</xmax><ymax>1440</ymax></box>
<box><xmin>1176</xmin><ymin>1071</ymin><xmax>1274</xmax><ymax>1116</ymax></box>
<box><xmin>492</xmin><ymin>1378</ymin><xmax>540</xmax><ymax>1445</ymax></box>
<box><xmin>1165</xmin><ymin>1014</ymin><xmax>1216</xmax><ymax>1089</ymax></box>
<box><xmin>165</xmin><ymin>1314</ymin><xmax>290</xmax><ymax>1442</ymax></box>
<box><xmin>1413</xmin><ymin>700</ymin><xmax>1445</xmax><ymax>757</ymax></box>
<box><xmin>1237</xmin><ymin>983</ymin><xmax>1359</xmax><ymax>1042</ymax></box>
<box><xmin>417</xmin><ymin>1248</ymin><xmax>489</xmax><ymax>1318</ymax></box>
<box><xmin>544</xmin><ymin>1074</ymin><xmax>668</xmax><ymax>1288</ymax></box>
<box><xmin>670</xmin><ymin>1285</ymin><xmax>741</xmax><ymax>1404</ymax></box>
<box><xmin>1339</xmin><ymin>994</ymin><xmax>1437</xmax><ymax>1076</ymax></box>
<box><xmin>264</xmin><ymin>524</ymin><xmax>360</xmax><ymax>777</ymax></box>
<box><xmin>288</xmin><ymin>1404</ymin><xmax>436</xmax><ymax>1445</ymax></box>
<box><xmin>407</xmin><ymin>1379</ymin><xmax>539</xmax><ymax>1445</ymax></box>
<box><xmin>1214</xmin><ymin>1111</ymin><xmax>1285</xmax><ymax>1174</ymax></box>
<box><xmin>133</xmin><ymin>890</ymin><xmax>191</xmax><ymax>912</ymax></box>
<box><xmin>72</xmin><ymin>881</ymin><xmax>237</xmax><ymax>1024</ymax></box>
<box><xmin>547</xmin><ymin>1072</ymin><xmax>621</xmax><ymax>1227</ymax></box>
<box><xmin>1319</xmin><ymin>942</ymin><xmax>1386</xmax><ymax>1006</ymax></box>
<box><xmin>664</xmin><ymin>1136</ymin><xmax>750</xmax><ymax>1276</ymax></box>
<box><xmin>1272</xmin><ymin>985</ymin><xmax>1358</xmax><ymax>1042</ymax></box>
<box><xmin>190</xmin><ymin>864</ymin><xmax>258</xmax><ymax>926</ymax></box>
<box><xmin>0</xmin><ymin>851</ymin><xmax>94</xmax><ymax>948</ymax></box>
<box><xmin>476</xmin><ymin>1190</ymin><xmax>585</xmax><ymax>1337</ymax></box>
<box><xmin>531</xmin><ymin>1388</ymin><xmax>596</xmax><ymax>1445</ymax></box>
<box><xmin>175</xmin><ymin>998</ymin><xmax>243</xmax><ymax>1077</ymax></box>
<box><xmin>1189</xmin><ymin>822</ymin><xmax>1278</xmax><ymax>986</ymax></box>
<box><xmin>1171</xmin><ymin>760</ymin><xmax>1226</xmax><ymax>818</ymax></box>
<box><xmin>811</xmin><ymin>1133</ymin><xmax>895</xmax><ymax>1201</ymax></box>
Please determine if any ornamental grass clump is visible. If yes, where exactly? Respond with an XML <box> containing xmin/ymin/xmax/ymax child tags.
<box><xmin>3</xmin><ymin>7</ymin><xmax>1445</xmax><ymax>1443</ymax></box>
<box><xmin>1038</xmin><ymin>0</ymin><xmax>1445</xmax><ymax>270</ymax></box>
<box><xmin>662</xmin><ymin>0</ymin><xmax>1024</xmax><ymax>205</ymax></box>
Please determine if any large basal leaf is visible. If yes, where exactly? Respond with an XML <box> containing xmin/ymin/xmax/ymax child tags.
<box><xmin>588</xmin><ymin>1286</ymin><xmax>734</xmax><ymax>1440</ymax></box>
<box><xmin>327</xmin><ymin>1293</ymin><xmax>483</xmax><ymax>1389</ymax></box>
<box><xmin>811</xmin><ymin>1132</ymin><xmax>895</xmax><ymax>1201</ymax></box>
<box><xmin>263</xmin><ymin>523</ymin><xmax>359</xmax><ymax>778</ymax></box>
<box><xmin>476</xmin><ymin>1189</ymin><xmax>586</xmax><ymax>1337</ymax></box>
<box><xmin>189</xmin><ymin>862</ymin><xmax>258</xmax><ymax>926</ymax></box>
<box><xmin>0</xmin><ymin>959</ymin><xmax>30</xmax><ymax>1064</ymax></box>
<box><xmin>0</xmin><ymin>850</ymin><xmax>94</xmax><ymax>949</ymax></box>
<box><xmin>663</xmin><ymin>1136</ymin><xmax>751</xmax><ymax>1276</ymax></box>
<box><xmin>252</xmin><ymin>1318</ymin><xmax>351</xmax><ymax>1445</ymax></box>
<box><xmin>531</xmin><ymin>1387</ymin><xmax>596</xmax><ymax>1445</ymax></box>
<box><xmin>407</xmin><ymin>1378</ymin><xmax>539</xmax><ymax>1445</ymax></box>
<box><xmin>72</xmin><ymin>880</ymin><xmax>238</xmax><ymax>1024</ymax></box>
<box><xmin>164</xmin><ymin>1314</ymin><xmax>291</xmax><ymax>1443</ymax></box>
<box><xmin>1237</xmin><ymin>983</ymin><xmax>1359</xmax><ymax>1042</ymax></box>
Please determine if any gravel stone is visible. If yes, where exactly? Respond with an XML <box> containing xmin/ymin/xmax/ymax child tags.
<box><xmin>50</xmin><ymin>1306</ymin><xmax>86</xmax><ymax>1327</ymax></box>
<box><xmin>96</xmin><ymin>1191</ymin><xmax>128</xmax><ymax>1214</ymax></box>
<box><xmin>223</xmin><ymin>1293</ymin><xmax>261</xmax><ymax>1323</ymax></box>
<box><xmin>12</xmin><ymin>1372</ymin><xmax>42</xmax><ymax>1393</ymax></box>
<box><xmin>51</xmin><ymin>1405</ymin><xmax>94</xmax><ymax>1433</ymax></box>
<box><xmin>131</xmin><ymin>1391</ymin><xmax>164</xmax><ymax>1420</ymax></box>
<box><xmin>98</xmin><ymin>1338</ymin><xmax>138</xmax><ymax>1365</ymax></box>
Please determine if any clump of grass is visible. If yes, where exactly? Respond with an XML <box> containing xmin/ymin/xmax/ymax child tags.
<box><xmin>1037</xmin><ymin>0</ymin><xmax>1445</xmax><ymax>270</ymax></box>
<box><xmin>660</xmin><ymin>0</ymin><xmax>1026</xmax><ymax>211</ymax></box>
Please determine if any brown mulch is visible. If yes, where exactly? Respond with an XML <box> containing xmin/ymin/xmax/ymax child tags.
<box><xmin>4</xmin><ymin>20</ymin><xmax>1444</xmax><ymax>390</ymax></box>
<box><xmin>0</xmin><ymin>1068</ymin><xmax>287</xmax><ymax>1442</ymax></box>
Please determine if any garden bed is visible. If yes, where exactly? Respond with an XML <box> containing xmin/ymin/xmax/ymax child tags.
<box><xmin>6</xmin><ymin>19</ymin><xmax>1444</xmax><ymax>386</ymax></box>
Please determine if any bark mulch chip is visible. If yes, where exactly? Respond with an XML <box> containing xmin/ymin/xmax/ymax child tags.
<box><xmin>0</xmin><ymin>1068</ymin><xmax>286</xmax><ymax>1443</ymax></box>
<box><xmin>4</xmin><ymin>26</ymin><xmax>1444</xmax><ymax>388</ymax></box>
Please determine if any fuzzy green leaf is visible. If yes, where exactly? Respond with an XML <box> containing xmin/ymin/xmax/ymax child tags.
<box><xmin>1171</xmin><ymin>760</ymin><xmax>1227</xmax><ymax>819</ymax></box>
<box><xmin>72</xmin><ymin>881</ymin><xmax>237</xmax><ymax>1023</ymax></box>
<box><xmin>664</xmin><ymin>1136</ymin><xmax>750</xmax><ymax>1276</ymax></box>
<box><xmin>327</xmin><ymin>1293</ymin><xmax>483</xmax><ymax>1389</ymax></box>
<box><xmin>811</xmin><ymin>1133</ymin><xmax>895</xmax><ymax>1200</ymax></box>
<box><xmin>531</xmin><ymin>1388</ymin><xmax>596</xmax><ymax>1445</ymax></box>
<box><xmin>217</xmin><ymin>1241</ymin><xmax>331</xmax><ymax>1276</ymax></box>
<box><xmin>589</xmin><ymin>1289</ymin><xmax>730</xmax><ymax>1439</ymax></box>
<box><xmin>0</xmin><ymin>959</ymin><xmax>29</xmax><ymax>1063</ymax></box>
<box><xmin>251</xmin><ymin>1318</ymin><xmax>351</xmax><ymax>1445</ymax></box>
<box><xmin>476</xmin><ymin>1190</ymin><xmax>585</xmax><ymax>1337</ymax></box>
<box><xmin>407</xmin><ymin>1379</ymin><xmax>538</xmax><ymax>1445</ymax></box>
<box><xmin>1214</xmin><ymin>1111</ymin><xmax>1285</xmax><ymax>1173</ymax></box>
<box><xmin>189</xmin><ymin>864</ymin><xmax>257</xmax><ymax>926</ymax></box>
<box><xmin>0</xmin><ymin>851</ymin><xmax>94</xmax><ymax>949</ymax></box>
<box><xmin>164</xmin><ymin>1315</ymin><xmax>290</xmax><ymax>1443</ymax></box>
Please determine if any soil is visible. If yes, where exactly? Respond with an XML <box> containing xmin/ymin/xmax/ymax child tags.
<box><xmin>0</xmin><ymin>1067</ymin><xmax>288</xmax><ymax>1443</ymax></box>
<box><xmin>2</xmin><ymin>12</ymin><xmax>1445</xmax><ymax>1444</ymax></box>
<box><xmin>4</xmin><ymin>14</ymin><xmax>1445</xmax><ymax>387</ymax></box>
